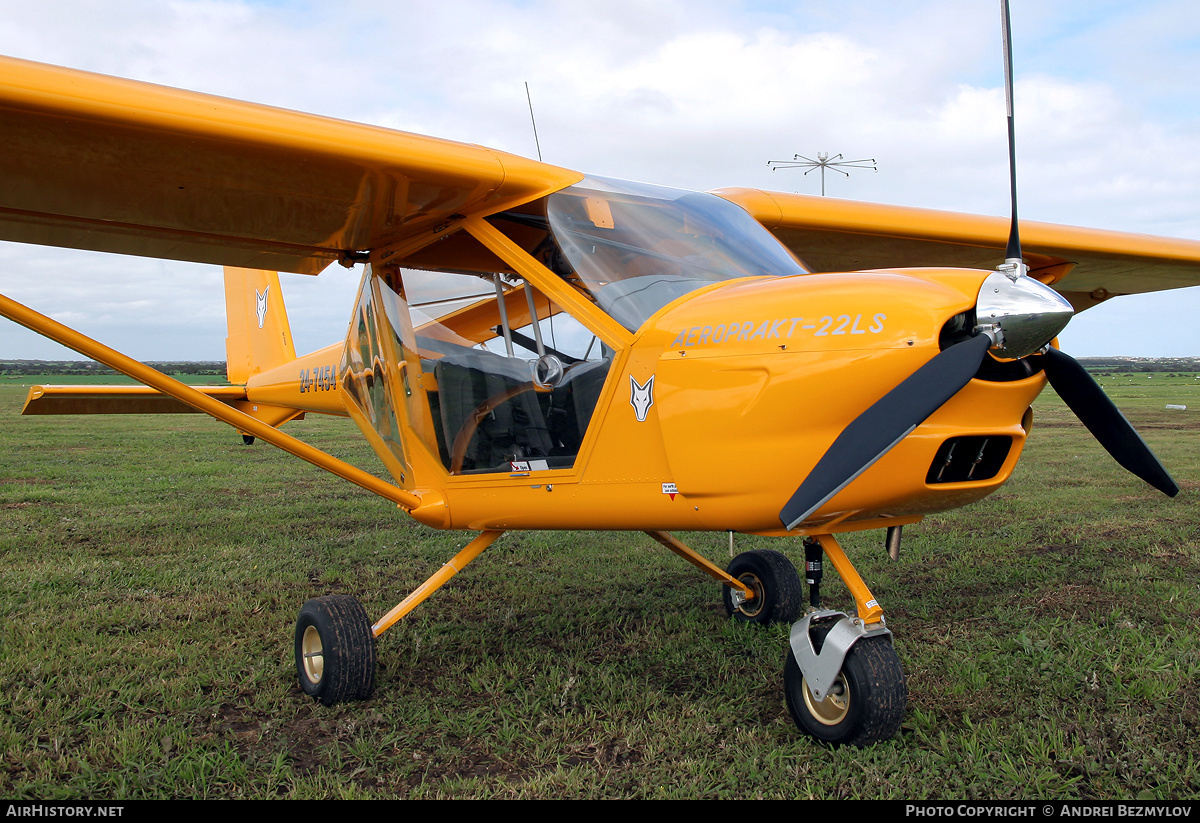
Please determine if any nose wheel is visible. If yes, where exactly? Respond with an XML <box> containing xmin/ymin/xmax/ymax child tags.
<box><xmin>783</xmin><ymin>623</ymin><xmax>906</xmax><ymax>746</ymax></box>
<box><xmin>782</xmin><ymin>534</ymin><xmax>907</xmax><ymax>746</ymax></box>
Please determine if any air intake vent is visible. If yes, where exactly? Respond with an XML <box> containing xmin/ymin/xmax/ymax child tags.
<box><xmin>926</xmin><ymin>436</ymin><xmax>1012</xmax><ymax>484</ymax></box>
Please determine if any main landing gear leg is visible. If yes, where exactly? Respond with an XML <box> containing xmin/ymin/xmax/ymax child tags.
<box><xmin>784</xmin><ymin>534</ymin><xmax>906</xmax><ymax>747</ymax></box>
<box><xmin>294</xmin><ymin>529</ymin><xmax>505</xmax><ymax>706</ymax></box>
<box><xmin>646</xmin><ymin>531</ymin><xmax>803</xmax><ymax>626</ymax></box>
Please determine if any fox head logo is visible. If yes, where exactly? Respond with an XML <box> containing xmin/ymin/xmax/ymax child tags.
<box><xmin>255</xmin><ymin>286</ymin><xmax>269</xmax><ymax>329</ymax></box>
<box><xmin>629</xmin><ymin>374</ymin><xmax>655</xmax><ymax>422</ymax></box>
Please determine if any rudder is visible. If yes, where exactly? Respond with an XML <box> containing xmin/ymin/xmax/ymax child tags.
<box><xmin>224</xmin><ymin>267</ymin><xmax>297</xmax><ymax>384</ymax></box>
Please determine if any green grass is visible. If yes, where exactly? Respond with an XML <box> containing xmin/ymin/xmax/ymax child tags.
<box><xmin>1</xmin><ymin>374</ymin><xmax>1198</xmax><ymax>799</ymax></box>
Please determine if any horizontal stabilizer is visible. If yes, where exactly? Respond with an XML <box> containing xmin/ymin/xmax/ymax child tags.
<box><xmin>22</xmin><ymin>384</ymin><xmax>246</xmax><ymax>415</ymax></box>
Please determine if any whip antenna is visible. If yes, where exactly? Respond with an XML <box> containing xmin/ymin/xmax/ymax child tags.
<box><xmin>525</xmin><ymin>81</ymin><xmax>543</xmax><ymax>162</ymax></box>
<box><xmin>1000</xmin><ymin>0</ymin><xmax>1024</xmax><ymax>275</ymax></box>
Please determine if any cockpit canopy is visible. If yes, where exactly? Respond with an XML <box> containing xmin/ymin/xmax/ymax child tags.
<box><xmin>540</xmin><ymin>177</ymin><xmax>809</xmax><ymax>331</ymax></box>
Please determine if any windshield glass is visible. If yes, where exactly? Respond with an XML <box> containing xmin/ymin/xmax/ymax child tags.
<box><xmin>544</xmin><ymin>177</ymin><xmax>807</xmax><ymax>331</ymax></box>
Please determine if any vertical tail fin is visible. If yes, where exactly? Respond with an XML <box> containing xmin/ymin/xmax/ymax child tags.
<box><xmin>224</xmin><ymin>267</ymin><xmax>297</xmax><ymax>385</ymax></box>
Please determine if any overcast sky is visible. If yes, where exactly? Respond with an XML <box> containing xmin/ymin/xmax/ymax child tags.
<box><xmin>1</xmin><ymin>0</ymin><xmax>1198</xmax><ymax>360</ymax></box>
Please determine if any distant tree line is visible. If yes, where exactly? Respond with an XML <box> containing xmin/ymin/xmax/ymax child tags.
<box><xmin>0</xmin><ymin>360</ymin><xmax>226</xmax><ymax>376</ymax></box>
<box><xmin>1078</xmin><ymin>357</ymin><xmax>1200</xmax><ymax>374</ymax></box>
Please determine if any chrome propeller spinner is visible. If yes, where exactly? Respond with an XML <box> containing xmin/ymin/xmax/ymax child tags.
<box><xmin>973</xmin><ymin>269</ymin><xmax>1074</xmax><ymax>360</ymax></box>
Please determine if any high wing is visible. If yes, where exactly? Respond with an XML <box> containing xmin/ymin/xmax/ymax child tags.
<box><xmin>0</xmin><ymin>55</ymin><xmax>580</xmax><ymax>274</ymax></box>
<box><xmin>2</xmin><ymin>53</ymin><xmax>1200</xmax><ymax>308</ymax></box>
<box><xmin>714</xmin><ymin>187</ymin><xmax>1200</xmax><ymax>311</ymax></box>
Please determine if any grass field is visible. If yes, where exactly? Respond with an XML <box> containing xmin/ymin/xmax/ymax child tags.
<box><xmin>1</xmin><ymin>373</ymin><xmax>1198</xmax><ymax>799</ymax></box>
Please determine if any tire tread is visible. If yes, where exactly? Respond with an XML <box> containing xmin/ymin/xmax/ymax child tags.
<box><xmin>295</xmin><ymin>595</ymin><xmax>376</xmax><ymax>706</ymax></box>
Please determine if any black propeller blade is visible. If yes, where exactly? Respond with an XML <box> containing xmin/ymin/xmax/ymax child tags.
<box><xmin>1040</xmin><ymin>347</ymin><xmax>1179</xmax><ymax>497</ymax></box>
<box><xmin>779</xmin><ymin>333</ymin><xmax>993</xmax><ymax>530</ymax></box>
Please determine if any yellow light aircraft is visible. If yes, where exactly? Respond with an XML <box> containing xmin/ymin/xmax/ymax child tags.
<box><xmin>2</xmin><ymin>50</ymin><xmax>1198</xmax><ymax>748</ymax></box>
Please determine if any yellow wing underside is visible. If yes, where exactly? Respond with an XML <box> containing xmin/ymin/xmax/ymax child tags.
<box><xmin>0</xmin><ymin>55</ymin><xmax>580</xmax><ymax>274</ymax></box>
<box><xmin>715</xmin><ymin>188</ymin><xmax>1200</xmax><ymax>311</ymax></box>
<box><xmin>0</xmin><ymin>54</ymin><xmax>1198</xmax><ymax>304</ymax></box>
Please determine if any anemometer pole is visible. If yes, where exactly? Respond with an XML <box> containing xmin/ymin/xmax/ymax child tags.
<box><xmin>767</xmin><ymin>152</ymin><xmax>877</xmax><ymax>196</ymax></box>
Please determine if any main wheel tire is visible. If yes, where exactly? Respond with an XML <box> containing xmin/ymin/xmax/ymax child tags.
<box><xmin>784</xmin><ymin>631</ymin><xmax>906</xmax><ymax>747</ymax></box>
<box><xmin>721</xmin><ymin>549</ymin><xmax>804</xmax><ymax>626</ymax></box>
<box><xmin>295</xmin><ymin>595</ymin><xmax>376</xmax><ymax>706</ymax></box>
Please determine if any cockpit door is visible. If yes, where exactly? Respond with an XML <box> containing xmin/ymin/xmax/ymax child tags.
<box><xmin>339</xmin><ymin>263</ymin><xmax>427</xmax><ymax>488</ymax></box>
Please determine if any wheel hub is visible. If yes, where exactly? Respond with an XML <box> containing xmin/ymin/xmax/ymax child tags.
<box><xmin>735</xmin><ymin>572</ymin><xmax>764</xmax><ymax>617</ymax></box>
<box><xmin>803</xmin><ymin>675</ymin><xmax>849</xmax><ymax>725</ymax></box>
<box><xmin>301</xmin><ymin>625</ymin><xmax>324</xmax><ymax>684</ymax></box>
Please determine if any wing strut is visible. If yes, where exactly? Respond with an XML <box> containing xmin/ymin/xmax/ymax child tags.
<box><xmin>0</xmin><ymin>291</ymin><xmax>424</xmax><ymax>512</ymax></box>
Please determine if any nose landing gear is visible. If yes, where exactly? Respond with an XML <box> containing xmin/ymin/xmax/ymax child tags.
<box><xmin>783</xmin><ymin>534</ymin><xmax>907</xmax><ymax>746</ymax></box>
<box><xmin>784</xmin><ymin>611</ymin><xmax>905</xmax><ymax>746</ymax></box>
